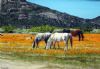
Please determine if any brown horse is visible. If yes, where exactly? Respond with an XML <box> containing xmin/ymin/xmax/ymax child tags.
<box><xmin>63</xmin><ymin>29</ymin><xmax>84</xmax><ymax>41</ymax></box>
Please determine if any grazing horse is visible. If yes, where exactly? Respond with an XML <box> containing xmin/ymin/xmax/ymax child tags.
<box><xmin>63</xmin><ymin>29</ymin><xmax>84</xmax><ymax>41</ymax></box>
<box><xmin>32</xmin><ymin>32</ymin><xmax>51</xmax><ymax>48</ymax></box>
<box><xmin>46</xmin><ymin>33</ymin><xmax>73</xmax><ymax>50</ymax></box>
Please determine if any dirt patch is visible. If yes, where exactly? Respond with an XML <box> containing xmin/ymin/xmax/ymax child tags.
<box><xmin>0</xmin><ymin>59</ymin><xmax>47</xmax><ymax>69</ymax></box>
<box><xmin>0</xmin><ymin>58</ymin><xmax>97</xmax><ymax>69</ymax></box>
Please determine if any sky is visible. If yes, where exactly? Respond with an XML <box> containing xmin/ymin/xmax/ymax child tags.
<box><xmin>27</xmin><ymin>0</ymin><xmax>100</xmax><ymax>19</ymax></box>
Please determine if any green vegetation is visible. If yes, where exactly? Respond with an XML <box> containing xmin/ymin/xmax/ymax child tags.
<box><xmin>1</xmin><ymin>25</ymin><xmax>16</xmax><ymax>33</ymax></box>
<box><xmin>30</xmin><ymin>25</ymin><xmax>57</xmax><ymax>32</ymax></box>
<box><xmin>0</xmin><ymin>25</ymin><xmax>99</xmax><ymax>33</ymax></box>
<box><xmin>91</xmin><ymin>29</ymin><xmax>100</xmax><ymax>34</ymax></box>
<box><xmin>13</xmin><ymin>28</ymin><xmax>30</xmax><ymax>33</ymax></box>
<box><xmin>0</xmin><ymin>25</ymin><xmax>58</xmax><ymax>33</ymax></box>
<box><xmin>80</xmin><ymin>23</ymin><xmax>93</xmax><ymax>33</ymax></box>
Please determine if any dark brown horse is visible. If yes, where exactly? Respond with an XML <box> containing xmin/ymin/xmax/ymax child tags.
<box><xmin>63</xmin><ymin>29</ymin><xmax>84</xmax><ymax>41</ymax></box>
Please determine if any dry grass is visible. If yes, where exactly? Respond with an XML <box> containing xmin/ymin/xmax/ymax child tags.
<box><xmin>0</xmin><ymin>33</ymin><xmax>100</xmax><ymax>55</ymax></box>
<box><xmin>0</xmin><ymin>33</ymin><xmax>100</xmax><ymax>69</ymax></box>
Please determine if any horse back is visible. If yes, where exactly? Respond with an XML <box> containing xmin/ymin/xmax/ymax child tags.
<box><xmin>71</xmin><ymin>30</ymin><xmax>81</xmax><ymax>36</ymax></box>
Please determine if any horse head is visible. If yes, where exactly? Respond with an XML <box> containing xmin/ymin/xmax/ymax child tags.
<box><xmin>63</xmin><ymin>29</ymin><xmax>70</xmax><ymax>33</ymax></box>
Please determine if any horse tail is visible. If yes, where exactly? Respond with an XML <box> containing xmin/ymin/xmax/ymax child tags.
<box><xmin>69</xmin><ymin>33</ymin><xmax>73</xmax><ymax>48</ymax></box>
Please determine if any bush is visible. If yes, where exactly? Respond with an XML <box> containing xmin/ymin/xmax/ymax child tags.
<box><xmin>30</xmin><ymin>25</ymin><xmax>56</xmax><ymax>32</ymax></box>
<box><xmin>13</xmin><ymin>28</ymin><xmax>30</xmax><ymax>33</ymax></box>
<box><xmin>91</xmin><ymin>29</ymin><xmax>100</xmax><ymax>33</ymax></box>
<box><xmin>1</xmin><ymin>25</ymin><xmax>16</xmax><ymax>33</ymax></box>
<box><xmin>0</xmin><ymin>28</ymin><xmax>4</xmax><ymax>33</ymax></box>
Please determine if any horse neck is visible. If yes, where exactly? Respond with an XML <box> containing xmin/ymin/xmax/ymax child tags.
<box><xmin>46</xmin><ymin>35</ymin><xmax>53</xmax><ymax>49</ymax></box>
<box><xmin>71</xmin><ymin>31</ymin><xmax>78</xmax><ymax>36</ymax></box>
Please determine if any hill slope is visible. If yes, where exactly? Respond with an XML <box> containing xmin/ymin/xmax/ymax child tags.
<box><xmin>0</xmin><ymin>0</ymin><xmax>100</xmax><ymax>29</ymax></box>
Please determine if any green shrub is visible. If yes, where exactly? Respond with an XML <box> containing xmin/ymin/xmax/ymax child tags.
<box><xmin>30</xmin><ymin>25</ymin><xmax>56</xmax><ymax>32</ymax></box>
<box><xmin>0</xmin><ymin>28</ymin><xmax>4</xmax><ymax>33</ymax></box>
<box><xmin>91</xmin><ymin>29</ymin><xmax>100</xmax><ymax>33</ymax></box>
<box><xmin>1</xmin><ymin>25</ymin><xmax>16</xmax><ymax>33</ymax></box>
<box><xmin>13</xmin><ymin>28</ymin><xmax>30</xmax><ymax>33</ymax></box>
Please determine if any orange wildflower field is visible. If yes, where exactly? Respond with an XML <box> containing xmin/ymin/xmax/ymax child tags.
<box><xmin>0</xmin><ymin>33</ymin><xmax>100</xmax><ymax>55</ymax></box>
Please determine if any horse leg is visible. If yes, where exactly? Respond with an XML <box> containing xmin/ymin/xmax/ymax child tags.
<box><xmin>64</xmin><ymin>40</ymin><xmax>68</xmax><ymax>51</ymax></box>
<box><xmin>66</xmin><ymin>39</ymin><xmax>69</xmax><ymax>49</ymax></box>
<box><xmin>36</xmin><ymin>42</ymin><xmax>39</xmax><ymax>48</ymax></box>
<box><xmin>45</xmin><ymin>41</ymin><xmax>47</xmax><ymax>49</ymax></box>
<box><xmin>69</xmin><ymin>36</ymin><xmax>73</xmax><ymax>48</ymax></box>
<box><xmin>32</xmin><ymin>41</ymin><xmax>36</xmax><ymax>48</ymax></box>
<box><xmin>49</xmin><ymin>41</ymin><xmax>53</xmax><ymax>49</ymax></box>
<box><xmin>64</xmin><ymin>43</ymin><xmax>68</xmax><ymax>51</ymax></box>
<box><xmin>79</xmin><ymin>31</ymin><xmax>84</xmax><ymax>41</ymax></box>
<box><xmin>81</xmin><ymin>32</ymin><xmax>84</xmax><ymax>41</ymax></box>
<box><xmin>45</xmin><ymin>41</ymin><xmax>50</xmax><ymax>49</ymax></box>
<box><xmin>78</xmin><ymin>33</ymin><xmax>81</xmax><ymax>41</ymax></box>
<box><xmin>46</xmin><ymin>41</ymin><xmax>52</xmax><ymax>49</ymax></box>
<box><xmin>32</xmin><ymin>41</ymin><xmax>34</xmax><ymax>48</ymax></box>
<box><xmin>35</xmin><ymin>39</ymin><xmax>39</xmax><ymax>48</ymax></box>
<box><xmin>57</xmin><ymin>41</ymin><xmax>60</xmax><ymax>49</ymax></box>
<box><xmin>53</xmin><ymin>41</ymin><xmax>56</xmax><ymax>49</ymax></box>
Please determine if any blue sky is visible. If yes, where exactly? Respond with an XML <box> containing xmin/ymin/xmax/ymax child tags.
<box><xmin>27</xmin><ymin>0</ymin><xmax>100</xmax><ymax>19</ymax></box>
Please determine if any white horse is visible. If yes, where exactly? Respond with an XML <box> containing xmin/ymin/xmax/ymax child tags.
<box><xmin>46</xmin><ymin>33</ymin><xmax>73</xmax><ymax>50</ymax></box>
<box><xmin>32</xmin><ymin>32</ymin><xmax>51</xmax><ymax>48</ymax></box>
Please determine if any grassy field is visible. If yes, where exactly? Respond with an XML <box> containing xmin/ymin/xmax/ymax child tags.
<box><xmin>0</xmin><ymin>33</ymin><xmax>100</xmax><ymax>69</ymax></box>
<box><xmin>0</xmin><ymin>33</ymin><xmax>100</xmax><ymax>55</ymax></box>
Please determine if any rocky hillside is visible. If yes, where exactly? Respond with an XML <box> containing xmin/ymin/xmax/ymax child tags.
<box><xmin>0</xmin><ymin>0</ymin><xmax>100</xmax><ymax>29</ymax></box>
